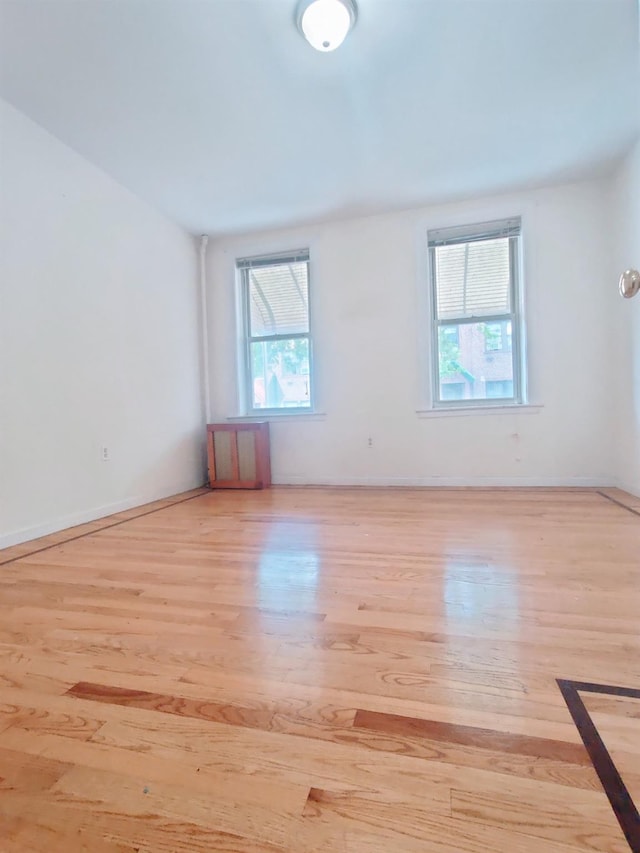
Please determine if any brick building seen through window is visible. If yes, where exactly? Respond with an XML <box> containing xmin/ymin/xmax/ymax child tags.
<box><xmin>440</xmin><ymin>319</ymin><xmax>514</xmax><ymax>401</ymax></box>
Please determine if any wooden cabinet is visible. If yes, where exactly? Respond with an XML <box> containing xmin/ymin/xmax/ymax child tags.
<box><xmin>206</xmin><ymin>422</ymin><xmax>271</xmax><ymax>489</ymax></box>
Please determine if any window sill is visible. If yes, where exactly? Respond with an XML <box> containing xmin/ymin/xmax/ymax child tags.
<box><xmin>227</xmin><ymin>412</ymin><xmax>327</xmax><ymax>423</ymax></box>
<box><xmin>416</xmin><ymin>404</ymin><xmax>543</xmax><ymax>419</ymax></box>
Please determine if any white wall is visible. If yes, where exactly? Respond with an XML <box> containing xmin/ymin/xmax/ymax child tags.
<box><xmin>208</xmin><ymin>180</ymin><xmax>614</xmax><ymax>487</ymax></box>
<box><xmin>611</xmin><ymin>138</ymin><xmax>640</xmax><ymax>496</ymax></box>
<box><xmin>0</xmin><ymin>99</ymin><xmax>205</xmax><ymax>547</ymax></box>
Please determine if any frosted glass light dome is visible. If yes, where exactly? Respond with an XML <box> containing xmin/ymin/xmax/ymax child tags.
<box><xmin>297</xmin><ymin>0</ymin><xmax>357</xmax><ymax>52</ymax></box>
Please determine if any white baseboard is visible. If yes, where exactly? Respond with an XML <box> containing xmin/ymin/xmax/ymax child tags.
<box><xmin>615</xmin><ymin>479</ymin><xmax>640</xmax><ymax>499</ymax></box>
<box><xmin>272</xmin><ymin>474</ymin><xmax>614</xmax><ymax>488</ymax></box>
<box><xmin>0</xmin><ymin>478</ymin><xmax>204</xmax><ymax>550</ymax></box>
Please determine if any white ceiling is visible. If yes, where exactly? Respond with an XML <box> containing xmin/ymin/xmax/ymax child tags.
<box><xmin>1</xmin><ymin>0</ymin><xmax>638</xmax><ymax>235</ymax></box>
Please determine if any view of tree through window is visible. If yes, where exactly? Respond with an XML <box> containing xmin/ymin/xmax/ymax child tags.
<box><xmin>238</xmin><ymin>252</ymin><xmax>312</xmax><ymax>411</ymax></box>
<box><xmin>250</xmin><ymin>338</ymin><xmax>310</xmax><ymax>409</ymax></box>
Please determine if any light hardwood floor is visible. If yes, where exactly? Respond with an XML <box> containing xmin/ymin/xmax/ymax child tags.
<box><xmin>1</xmin><ymin>486</ymin><xmax>639</xmax><ymax>852</ymax></box>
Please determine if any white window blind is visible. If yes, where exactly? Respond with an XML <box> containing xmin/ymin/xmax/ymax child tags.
<box><xmin>427</xmin><ymin>218</ymin><xmax>520</xmax><ymax>246</ymax></box>
<box><xmin>429</xmin><ymin>219</ymin><xmax>520</xmax><ymax>321</ymax></box>
<box><xmin>433</xmin><ymin>238</ymin><xmax>511</xmax><ymax>320</ymax></box>
<box><xmin>247</xmin><ymin>261</ymin><xmax>309</xmax><ymax>338</ymax></box>
<box><xmin>237</xmin><ymin>249</ymin><xmax>309</xmax><ymax>269</ymax></box>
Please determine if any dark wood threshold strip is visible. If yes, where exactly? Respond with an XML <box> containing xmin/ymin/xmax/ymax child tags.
<box><xmin>353</xmin><ymin>708</ymin><xmax>591</xmax><ymax>765</ymax></box>
<box><xmin>67</xmin><ymin>681</ymin><xmax>273</xmax><ymax>730</ymax></box>
<box><xmin>0</xmin><ymin>488</ymin><xmax>210</xmax><ymax>567</ymax></box>
<box><xmin>596</xmin><ymin>491</ymin><xmax>640</xmax><ymax>519</ymax></box>
<box><xmin>557</xmin><ymin>679</ymin><xmax>640</xmax><ymax>852</ymax></box>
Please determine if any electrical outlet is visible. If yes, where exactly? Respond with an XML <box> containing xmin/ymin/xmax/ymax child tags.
<box><xmin>367</xmin><ymin>437</ymin><xmax>373</xmax><ymax>447</ymax></box>
<box><xmin>101</xmin><ymin>446</ymin><xmax>110</xmax><ymax>462</ymax></box>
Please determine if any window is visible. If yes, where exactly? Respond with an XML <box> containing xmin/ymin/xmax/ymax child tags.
<box><xmin>484</xmin><ymin>321</ymin><xmax>512</xmax><ymax>353</ymax></box>
<box><xmin>486</xmin><ymin>380</ymin><xmax>514</xmax><ymax>399</ymax></box>
<box><xmin>237</xmin><ymin>250</ymin><xmax>312</xmax><ymax>413</ymax></box>
<box><xmin>428</xmin><ymin>217</ymin><xmax>524</xmax><ymax>407</ymax></box>
<box><xmin>440</xmin><ymin>325</ymin><xmax>460</xmax><ymax>348</ymax></box>
<box><xmin>441</xmin><ymin>382</ymin><xmax>465</xmax><ymax>401</ymax></box>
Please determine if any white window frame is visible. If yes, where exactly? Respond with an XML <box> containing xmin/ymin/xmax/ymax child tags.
<box><xmin>237</xmin><ymin>249</ymin><xmax>314</xmax><ymax>416</ymax></box>
<box><xmin>428</xmin><ymin>217</ymin><xmax>526</xmax><ymax>409</ymax></box>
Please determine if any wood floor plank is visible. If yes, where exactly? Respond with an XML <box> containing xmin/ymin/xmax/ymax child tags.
<box><xmin>0</xmin><ymin>747</ymin><xmax>71</xmax><ymax>793</ymax></box>
<box><xmin>0</xmin><ymin>814</ymin><xmax>137</xmax><ymax>853</ymax></box>
<box><xmin>51</xmin><ymin>765</ymin><xmax>299</xmax><ymax>849</ymax></box>
<box><xmin>0</xmin><ymin>791</ymin><xmax>285</xmax><ymax>853</ymax></box>
<box><xmin>451</xmin><ymin>787</ymin><xmax>629</xmax><ymax>852</ymax></box>
<box><xmin>352</xmin><ymin>708</ymin><xmax>591</xmax><ymax>764</ymax></box>
<box><xmin>0</xmin><ymin>724</ymin><xmax>308</xmax><ymax>816</ymax></box>
<box><xmin>83</xmin><ymin>715</ymin><xmax>457</xmax><ymax>801</ymax></box>
<box><xmin>66</xmin><ymin>680</ymin><xmax>275</xmax><ymax>729</ymax></box>
<box><xmin>1</xmin><ymin>485</ymin><xmax>638</xmax><ymax>851</ymax></box>
<box><xmin>299</xmin><ymin>787</ymin><xmax>600</xmax><ymax>853</ymax></box>
<box><xmin>179</xmin><ymin>663</ymin><xmax>585</xmax><ymax>742</ymax></box>
<box><xmin>0</xmin><ymin>702</ymin><xmax>105</xmax><ymax>741</ymax></box>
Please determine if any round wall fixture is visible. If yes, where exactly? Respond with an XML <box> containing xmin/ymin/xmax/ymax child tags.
<box><xmin>296</xmin><ymin>0</ymin><xmax>357</xmax><ymax>52</ymax></box>
<box><xmin>619</xmin><ymin>269</ymin><xmax>640</xmax><ymax>299</ymax></box>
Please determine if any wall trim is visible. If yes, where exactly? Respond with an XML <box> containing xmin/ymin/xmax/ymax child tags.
<box><xmin>416</xmin><ymin>404</ymin><xmax>543</xmax><ymax>419</ymax></box>
<box><xmin>615</xmin><ymin>478</ymin><xmax>640</xmax><ymax>499</ymax></box>
<box><xmin>0</xmin><ymin>478</ymin><xmax>203</xmax><ymax>550</ymax></box>
<box><xmin>272</xmin><ymin>475</ymin><xmax>613</xmax><ymax>488</ymax></box>
<box><xmin>227</xmin><ymin>412</ymin><xmax>327</xmax><ymax>423</ymax></box>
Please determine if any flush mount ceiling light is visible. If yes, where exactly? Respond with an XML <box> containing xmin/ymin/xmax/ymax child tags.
<box><xmin>296</xmin><ymin>0</ymin><xmax>357</xmax><ymax>52</ymax></box>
